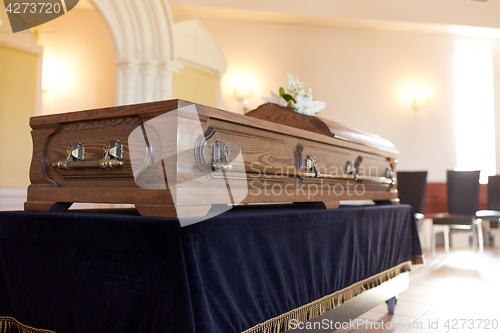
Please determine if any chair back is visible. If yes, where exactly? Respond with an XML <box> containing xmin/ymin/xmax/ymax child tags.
<box><xmin>397</xmin><ymin>171</ymin><xmax>427</xmax><ymax>213</ymax></box>
<box><xmin>447</xmin><ymin>170</ymin><xmax>480</xmax><ymax>215</ymax></box>
<box><xmin>487</xmin><ymin>175</ymin><xmax>500</xmax><ymax>210</ymax></box>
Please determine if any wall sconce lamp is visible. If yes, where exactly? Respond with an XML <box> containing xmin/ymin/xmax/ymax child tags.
<box><xmin>412</xmin><ymin>86</ymin><xmax>432</xmax><ymax>110</ymax></box>
<box><xmin>232</xmin><ymin>75</ymin><xmax>254</xmax><ymax>113</ymax></box>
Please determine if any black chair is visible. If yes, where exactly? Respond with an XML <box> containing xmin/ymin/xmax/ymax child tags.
<box><xmin>487</xmin><ymin>175</ymin><xmax>500</xmax><ymax>210</ymax></box>
<box><xmin>432</xmin><ymin>170</ymin><xmax>482</xmax><ymax>256</ymax></box>
<box><xmin>397</xmin><ymin>171</ymin><xmax>427</xmax><ymax>212</ymax></box>
<box><xmin>397</xmin><ymin>171</ymin><xmax>427</xmax><ymax>233</ymax></box>
<box><xmin>476</xmin><ymin>175</ymin><xmax>500</xmax><ymax>252</ymax></box>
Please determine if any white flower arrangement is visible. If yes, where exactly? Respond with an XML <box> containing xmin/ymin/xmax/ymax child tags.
<box><xmin>262</xmin><ymin>73</ymin><xmax>326</xmax><ymax>116</ymax></box>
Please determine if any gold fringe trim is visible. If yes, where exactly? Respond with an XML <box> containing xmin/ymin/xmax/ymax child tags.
<box><xmin>411</xmin><ymin>254</ymin><xmax>426</xmax><ymax>266</ymax></box>
<box><xmin>241</xmin><ymin>261</ymin><xmax>412</xmax><ymax>333</ymax></box>
<box><xmin>0</xmin><ymin>317</ymin><xmax>55</xmax><ymax>333</ymax></box>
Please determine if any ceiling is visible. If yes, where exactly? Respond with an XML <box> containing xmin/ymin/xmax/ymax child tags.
<box><xmin>168</xmin><ymin>0</ymin><xmax>500</xmax><ymax>29</ymax></box>
<box><xmin>74</xmin><ymin>0</ymin><xmax>500</xmax><ymax>38</ymax></box>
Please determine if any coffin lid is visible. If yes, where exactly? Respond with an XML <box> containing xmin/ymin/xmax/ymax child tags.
<box><xmin>246</xmin><ymin>103</ymin><xmax>398</xmax><ymax>154</ymax></box>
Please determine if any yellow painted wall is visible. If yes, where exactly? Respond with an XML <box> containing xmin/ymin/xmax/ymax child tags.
<box><xmin>0</xmin><ymin>44</ymin><xmax>38</xmax><ymax>188</ymax></box>
<box><xmin>39</xmin><ymin>8</ymin><xmax>116</xmax><ymax>115</ymax></box>
<box><xmin>173</xmin><ymin>66</ymin><xmax>218</xmax><ymax>108</ymax></box>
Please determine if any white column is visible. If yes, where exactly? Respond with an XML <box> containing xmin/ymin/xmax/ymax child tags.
<box><xmin>159</xmin><ymin>60</ymin><xmax>183</xmax><ymax>100</ymax></box>
<box><xmin>140</xmin><ymin>61</ymin><xmax>158</xmax><ymax>103</ymax></box>
<box><xmin>115</xmin><ymin>58</ymin><xmax>141</xmax><ymax>105</ymax></box>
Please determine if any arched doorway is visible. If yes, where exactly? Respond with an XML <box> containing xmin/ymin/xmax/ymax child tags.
<box><xmin>89</xmin><ymin>0</ymin><xmax>182</xmax><ymax>105</ymax></box>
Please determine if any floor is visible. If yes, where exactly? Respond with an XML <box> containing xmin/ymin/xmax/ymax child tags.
<box><xmin>341</xmin><ymin>248</ymin><xmax>500</xmax><ymax>333</ymax></box>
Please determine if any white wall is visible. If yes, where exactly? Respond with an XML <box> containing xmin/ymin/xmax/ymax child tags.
<box><xmin>173</xmin><ymin>14</ymin><xmax>500</xmax><ymax>182</ymax></box>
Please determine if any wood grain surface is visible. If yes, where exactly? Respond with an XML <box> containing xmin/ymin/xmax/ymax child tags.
<box><xmin>25</xmin><ymin>99</ymin><xmax>399</xmax><ymax>218</ymax></box>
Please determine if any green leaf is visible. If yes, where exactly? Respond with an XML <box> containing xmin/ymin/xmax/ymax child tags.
<box><xmin>282</xmin><ymin>94</ymin><xmax>297</xmax><ymax>103</ymax></box>
<box><xmin>279</xmin><ymin>87</ymin><xmax>285</xmax><ymax>96</ymax></box>
<box><xmin>287</xmin><ymin>100</ymin><xmax>295</xmax><ymax>109</ymax></box>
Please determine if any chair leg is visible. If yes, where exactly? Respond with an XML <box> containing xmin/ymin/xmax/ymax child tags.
<box><xmin>387</xmin><ymin>297</ymin><xmax>397</xmax><ymax>315</ymax></box>
<box><xmin>476</xmin><ymin>219</ymin><xmax>484</xmax><ymax>257</ymax></box>
<box><xmin>472</xmin><ymin>222</ymin><xmax>478</xmax><ymax>253</ymax></box>
<box><xmin>484</xmin><ymin>220</ymin><xmax>490</xmax><ymax>248</ymax></box>
<box><xmin>432</xmin><ymin>226</ymin><xmax>436</xmax><ymax>257</ymax></box>
<box><xmin>444</xmin><ymin>226</ymin><xmax>450</xmax><ymax>255</ymax></box>
<box><xmin>423</xmin><ymin>218</ymin><xmax>432</xmax><ymax>250</ymax></box>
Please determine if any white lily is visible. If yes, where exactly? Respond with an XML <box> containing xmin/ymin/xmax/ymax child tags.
<box><xmin>294</xmin><ymin>89</ymin><xmax>326</xmax><ymax>116</ymax></box>
<box><xmin>262</xmin><ymin>90</ymin><xmax>286</xmax><ymax>106</ymax></box>
<box><xmin>287</xmin><ymin>73</ymin><xmax>305</xmax><ymax>94</ymax></box>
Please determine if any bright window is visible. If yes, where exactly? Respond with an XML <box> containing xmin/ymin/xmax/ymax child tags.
<box><xmin>454</xmin><ymin>40</ymin><xmax>496</xmax><ymax>183</ymax></box>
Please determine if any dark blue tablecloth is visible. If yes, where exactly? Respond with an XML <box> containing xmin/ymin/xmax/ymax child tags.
<box><xmin>0</xmin><ymin>204</ymin><xmax>421</xmax><ymax>333</ymax></box>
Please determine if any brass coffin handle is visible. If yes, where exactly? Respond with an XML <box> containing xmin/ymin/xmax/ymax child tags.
<box><xmin>293</xmin><ymin>144</ymin><xmax>392</xmax><ymax>184</ymax></box>
<box><xmin>53</xmin><ymin>139</ymin><xmax>124</xmax><ymax>170</ymax></box>
<box><xmin>211</xmin><ymin>141</ymin><xmax>232</xmax><ymax>171</ymax></box>
<box><xmin>247</xmin><ymin>149</ymin><xmax>396</xmax><ymax>186</ymax></box>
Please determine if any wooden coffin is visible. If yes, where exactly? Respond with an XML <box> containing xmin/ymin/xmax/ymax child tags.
<box><xmin>25</xmin><ymin>100</ymin><xmax>399</xmax><ymax>219</ymax></box>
